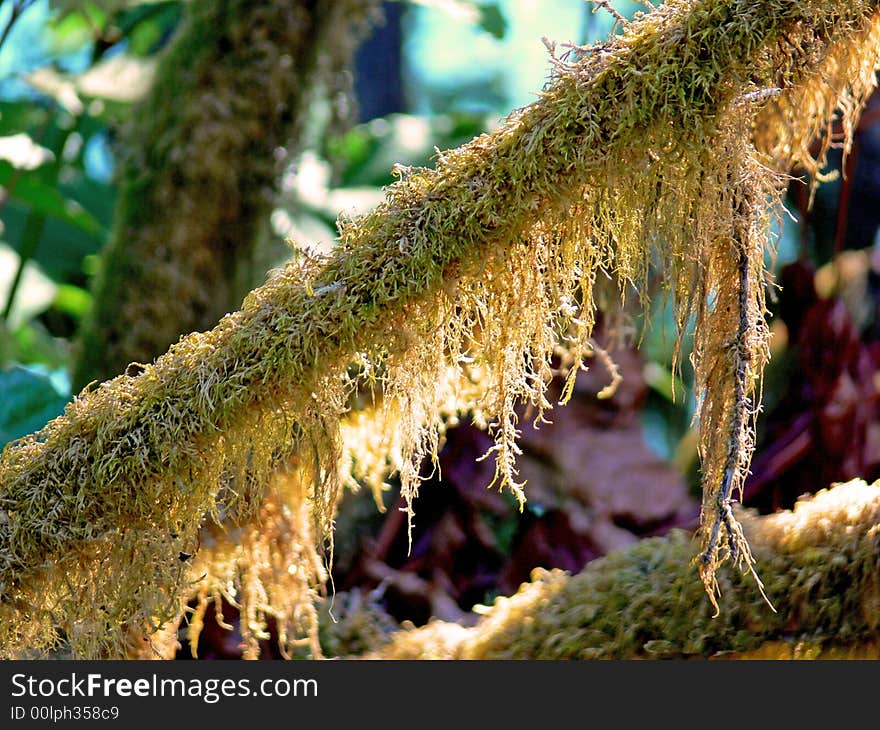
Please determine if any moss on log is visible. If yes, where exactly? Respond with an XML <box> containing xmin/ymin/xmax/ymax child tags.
<box><xmin>364</xmin><ymin>480</ymin><xmax>880</xmax><ymax>659</ymax></box>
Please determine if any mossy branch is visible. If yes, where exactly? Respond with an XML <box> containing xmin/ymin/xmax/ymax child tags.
<box><xmin>2</xmin><ymin>0</ymin><xmax>880</xmax><ymax>658</ymax></box>
<box><xmin>67</xmin><ymin>0</ymin><xmax>379</xmax><ymax>657</ymax></box>
<box><xmin>361</xmin><ymin>480</ymin><xmax>880</xmax><ymax>659</ymax></box>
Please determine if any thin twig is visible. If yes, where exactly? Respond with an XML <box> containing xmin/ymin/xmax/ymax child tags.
<box><xmin>701</xmin><ymin>241</ymin><xmax>751</xmax><ymax>565</ymax></box>
<box><xmin>698</xmin><ymin>191</ymin><xmax>774</xmax><ymax>616</ymax></box>
<box><xmin>0</xmin><ymin>0</ymin><xmax>36</xmax><ymax>55</ymax></box>
<box><xmin>591</xmin><ymin>0</ymin><xmax>628</xmax><ymax>33</ymax></box>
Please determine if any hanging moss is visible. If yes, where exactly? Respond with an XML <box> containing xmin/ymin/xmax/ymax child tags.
<box><xmin>365</xmin><ymin>479</ymin><xmax>880</xmax><ymax>659</ymax></box>
<box><xmin>73</xmin><ymin>0</ymin><xmax>379</xmax><ymax>389</ymax></box>
<box><xmin>187</xmin><ymin>467</ymin><xmax>326</xmax><ymax>660</ymax></box>
<box><xmin>66</xmin><ymin>0</ymin><xmax>380</xmax><ymax>657</ymax></box>
<box><xmin>2</xmin><ymin>0</ymin><xmax>880</xmax><ymax>659</ymax></box>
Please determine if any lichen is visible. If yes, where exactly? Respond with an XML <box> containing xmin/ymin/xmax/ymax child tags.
<box><xmin>1</xmin><ymin>0</ymin><xmax>880</xmax><ymax>658</ymax></box>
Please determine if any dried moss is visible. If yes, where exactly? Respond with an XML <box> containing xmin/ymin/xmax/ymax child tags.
<box><xmin>367</xmin><ymin>480</ymin><xmax>880</xmax><ymax>659</ymax></box>
<box><xmin>2</xmin><ymin>0</ymin><xmax>880</xmax><ymax>658</ymax></box>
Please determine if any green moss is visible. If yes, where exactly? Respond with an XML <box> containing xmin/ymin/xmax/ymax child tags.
<box><xmin>369</xmin><ymin>481</ymin><xmax>880</xmax><ymax>659</ymax></box>
<box><xmin>2</xmin><ymin>0</ymin><xmax>879</xmax><ymax>658</ymax></box>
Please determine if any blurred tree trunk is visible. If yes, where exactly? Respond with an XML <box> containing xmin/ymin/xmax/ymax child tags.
<box><xmin>73</xmin><ymin>0</ymin><xmax>378</xmax><ymax>389</ymax></box>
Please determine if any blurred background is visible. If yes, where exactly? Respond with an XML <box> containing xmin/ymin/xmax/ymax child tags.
<box><xmin>1</xmin><ymin>0</ymin><xmax>879</xmax><ymax>657</ymax></box>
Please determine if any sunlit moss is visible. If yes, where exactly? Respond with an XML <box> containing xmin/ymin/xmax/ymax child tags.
<box><xmin>1</xmin><ymin>0</ymin><xmax>880</xmax><ymax>658</ymax></box>
<box><xmin>367</xmin><ymin>480</ymin><xmax>880</xmax><ymax>659</ymax></box>
<box><xmin>189</xmin><ymin>467</ymin><xmax>326</xmax><ymax>660</ymax></box>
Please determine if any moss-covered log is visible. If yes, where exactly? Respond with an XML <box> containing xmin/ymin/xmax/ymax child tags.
<box><xmin>2</xmin><ymin>0</ymin><xmax>880</xmax><ymax>658</ymax></box>
<box><xmin>73</xmin><ymin>0</ymin><xmax>378</xmax><ymax>389</ymax></box>
<box><xmin>363</xmin><ymin>480</ymin><xmax>880</xmax><ymax>659</ymax></box>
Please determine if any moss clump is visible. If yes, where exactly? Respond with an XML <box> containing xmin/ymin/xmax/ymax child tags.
<box><xmin>311</xmin><ymin>590</ymin><xmax>400</xmax><ymax>658</ymax></box>
<box><xmin>2</xmin><ymin>0</ymin><xmax>880</xmax><ymax>658</ymax></box>
<box><xmin>367</xmin><ymin>480</ymin><xmax>880</xmax><ymax>659</ymax></box>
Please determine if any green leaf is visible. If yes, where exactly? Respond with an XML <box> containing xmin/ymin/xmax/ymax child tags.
<box><xmin>0</xmin><ymin>102</ymin><xmax>51</xmax><ymax>137</ymax></box>
<box><xmin>9</xmin><ymin>320</ymin><xmax>71</xmax><ymax>371</ymax></box>
<box><xmin>0</xmin><ymin>366</ymin><xmax>69</xmax><ymax>447</ymax></box>
<box><xmin>52</xmin><ymin>283</ymin><xmax>92</xmax><ymax>318</ymax></box>
<box><xmin>0</xmin><ymin>201</ymin><xmax>106</xmax><ymax>283</ymax></box>
<box><xmin>117</xmin><ymin>1</ymin><xmax>182</xmax><ymax>56</ymax></box>
<box><xmin>47</xmin><ymin>4</ymin><xmax>109</xmax><ymax>50</ymax></box>
<box><xmin>477</xmin><ymin>3</ymin><xmax>507</xmax><ymax>39</ymax></box>
<box><xmin>0</xmin><ymin>161</ymin><xmax>103</xmax><ymax>234</ymax></box>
